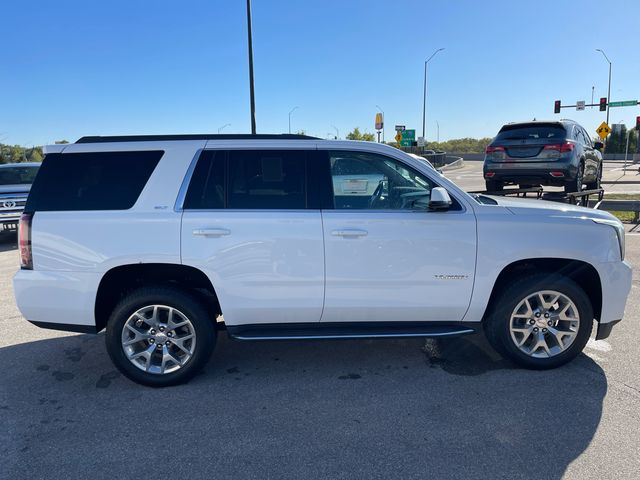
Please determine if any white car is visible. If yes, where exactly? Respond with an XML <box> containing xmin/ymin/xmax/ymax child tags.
<box><xmin>13</xmin><ymin>134</ymin><xmax>631</xmax><ymax>386</ymax></box>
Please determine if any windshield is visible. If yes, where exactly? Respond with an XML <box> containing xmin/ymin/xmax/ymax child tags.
<box><xmin>0</xmin><ymin>165</ymin><xmax>39</xmax><ymax>185</ymax></box>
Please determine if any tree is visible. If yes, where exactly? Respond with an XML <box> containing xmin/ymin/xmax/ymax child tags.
<box><xmin>346</xmin><ymin>127</ymin><xmax>375</xmax><ymax>142</ymax></box>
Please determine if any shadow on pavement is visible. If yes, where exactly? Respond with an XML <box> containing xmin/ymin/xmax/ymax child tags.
<box><xmin>0</xmin><ymin>331</ymin><xmax>606</xmax><ymax>479</ymax></box>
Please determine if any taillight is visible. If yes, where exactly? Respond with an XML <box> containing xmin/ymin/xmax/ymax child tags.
<box><xmin>18</xmin><ymin>212</ymin><xmax>33</xmax><ymax>270</ymax></box>
<box><xmin>543</xmin><ymin>142</ymin><xmax>575</xmax><ymax>153</ymax></box>
<box><xmin>485</xmin><ymin>146</ymin><xmax>505</xmax><ymax>154</ymax></box>
<box><xmin>485</xmin><ymin>145</ymin><xmax>506</xmax><ymax>160</ymax></box>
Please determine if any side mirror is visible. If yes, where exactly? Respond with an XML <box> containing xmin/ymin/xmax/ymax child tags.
<box><xmin>594</xmin><ymin>141</ymin><xmax>604</xmax><ymax>150</ymax></box>
<box><xmin>429</xmin><ymin>187</ymin><xmax>452</xmax><ymax>211</ymax></box>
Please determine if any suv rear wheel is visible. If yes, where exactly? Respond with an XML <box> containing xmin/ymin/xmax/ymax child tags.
<box><xmin>484</xmin><ymin>273</ymin><xmax>592</xmax><ymax>369</ymax></box>
<box><xmin>105</xmin><ymin>286</ymin><xmax>216</xmax><ymax>387</ymax></box>
<box><xmin>585</xmin><ymin>164</ymin><xmax>602</xmax><ymax>190</ymax></box>
<box><xmin>564</xmin><ymin>162</ymin><xmax>584</xmax><ymax>194</ymax></box>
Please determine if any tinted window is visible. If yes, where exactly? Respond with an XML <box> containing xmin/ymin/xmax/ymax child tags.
<box><xmin>0</xmin><ymin>165</ymin><xmax>39</xmax><ymax>185</ymax></box>
<box><xmin>329</xmin><ymin>151</ymin><xmax>437</xmax><ymax>210</ymax></box>
<box><xmin>183</xmin><ymin>150</ymin><xmax>226</xmax><ymax>209</ymax></box>
<box><xmin>183</xmin><ymin>150</ymin><xmax>308</xmax><ymax>210</ymax></box>
<box><xmin>496</xmin><ymin>124</ymin><xmax>566</xmax><ymax>141</ymax></box>
<box><xmin>26</xmin><ymin>151</ymin><xmax>162</xmax><ymax>211</ymax></box>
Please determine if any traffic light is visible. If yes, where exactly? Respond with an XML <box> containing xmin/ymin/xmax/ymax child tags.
<box><xmin>636</xmin><ymin>116</ymin><xmax>640</xmax><ymax>130</ymax></box>
<box><xmin>554</xmin><ymin>100</ymin><xmax>561</xmax><ymax>114</ymax></box>
<box><xmin>599</xmin><ymin>97</ymin><xmax>607</xmax><ymax>112</ymax></box>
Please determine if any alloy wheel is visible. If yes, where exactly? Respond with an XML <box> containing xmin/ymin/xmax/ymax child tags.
<box><xmin>121</xmin><ymin>305</ymin><xmax>196</xmax><ymax>374</ymax></box>
<box><xmin>509</xmin><ymin>290</ymin><xmax>580</xmax><ymax>358</ymax></box>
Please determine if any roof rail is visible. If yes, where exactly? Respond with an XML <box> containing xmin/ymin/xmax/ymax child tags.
<box><xmin>75</xmin><ymin>134</ymin><xmax>320</xmax><ymax>144</ymax></box>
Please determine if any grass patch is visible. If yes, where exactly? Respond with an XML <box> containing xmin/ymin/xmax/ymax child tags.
<box><xmin>602</xmin><ymin>193</ymin><xmax>640</xmax><ymax>223</ymax></box>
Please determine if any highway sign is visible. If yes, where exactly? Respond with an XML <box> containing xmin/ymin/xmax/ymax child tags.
<box><xmin>395</xmin><ymin>125</ymin><xmax>405</xmax><ymax>132</ymax></box>
<box><xmin>394</xmin><ymin>132</ymin><xmax>402</xmax><ymax>143</ymax></box>
<box><xmin>576</xmin><ymin>101</ymin><xmax>585</xmax><ymax>111</ymax></box>
<box><xmin>596</xmin><ymin>121</ymin><xmax>611</xmax><ymax>139</ymax></box>
<box><xmin>609</xmin><ymin>100</ymin><xmax>638</xmax><ymax>108</ymax></box>
<box><xmin>375</xmin><ymin>113</ymin><xmax>383</xmax><ymax>130</ymax></box>
<box><xmin>400</xmin><ymin>129</ymin><xmax>415</xmax><ymax>147</ymax></box>
<box><xmin>417</xmin><ymin>136</ymin><xmax>425</xmax><ymax>147</ymax></box>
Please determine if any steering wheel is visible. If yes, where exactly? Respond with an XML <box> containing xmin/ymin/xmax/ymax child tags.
<box><xmin>368</xmin><ymin>181</ymin><xmax>385</xmax><ymax>209</ymax></box>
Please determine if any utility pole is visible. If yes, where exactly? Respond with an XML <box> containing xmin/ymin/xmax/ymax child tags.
<box><xmin>596</xmin><ymin>49</ymin><xmax>612</xmax><ymax>125</ymax></box>
<box><xmin>246</xmin><ymin>0</ymin><xmax>257</xmax><ymax>134</ymax></box>
<box><xmin>422</xmin><ymin>48</ymin><xmax>444</xmax><ymax>143</ymax></box>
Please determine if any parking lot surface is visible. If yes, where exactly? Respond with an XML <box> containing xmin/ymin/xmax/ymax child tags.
<box><xmin>1</xmin><ymin>227</ymin><xmax>639</xmax><ymax>479</ymax></box>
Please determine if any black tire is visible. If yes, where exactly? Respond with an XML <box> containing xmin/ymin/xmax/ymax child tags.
<box><xmin>484</xmin><ymin>273</ymin><xmax>593</xmax><ymax>370</ymax></box>
<box><xmin>485</xmin><ymin>180</ymin><xmax>503</xmax><ymax>192</ymax></box>
<box><xmin>105</xmin><ymin>286</ymin><xmax>216</xmax><ymax>387</ymax></box>
<box><xmin>585</xmin><ymin>164</ymin><xmax>602</xmax><ymax>191</ymax></box>
<box><xmin>564</xmin><ymin>162</ymin><xmax>584</xmax><ymax>193</ymax></box>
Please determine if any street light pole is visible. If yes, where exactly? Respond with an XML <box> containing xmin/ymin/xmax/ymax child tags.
<box><xmin>217</xmin><ymin>123</ymin><xmax>231</xmax><ymax>134</ymax></box>
<box><xmin>436</xmin><ymin>120</ymin><xmax>440</xmax><ymax>143</ymax></box>
<box><xmin>596</xmin><ymin>49</ymin><xmax>612</xmax><ymax>125</ymax></box>
<box><xmin>375</xmin><ymin>104</ymin><xmax>385</xmax><ymax>142</ymax></box>
<box><xmin>422</xmin><ymin>48</ymin><xmax>444</xmax><ymax>144</ymax></box>
<box><xmin>331</xmin><ymin>125</ymin><xmax>339</xmax><ymax>140</ymax></box>
<box><xmin>288</xmin><ymin>106</ymin><xmax>299</xmax><ymax>134</ymax></box>
<box><xmin>246</xmin><ymin>0</ymin><xmax>257</xmax><ymax>134</ymax></box>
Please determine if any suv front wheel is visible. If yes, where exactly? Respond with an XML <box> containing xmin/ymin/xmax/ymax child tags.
<box><xmin>105</xmin><ymin>286</ymin><xmax>216</xmax><ymax>387</ymax></box>
<box><xmin>484</xmin><ymin>273</ymin><xmax>592</xmax><ymax>369</ymax></box>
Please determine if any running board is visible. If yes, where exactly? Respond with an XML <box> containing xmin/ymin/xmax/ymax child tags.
<box><xmin>226</xmin><ymin>322</ymin><xmax>478</xmax><ymax>341</ymax></box>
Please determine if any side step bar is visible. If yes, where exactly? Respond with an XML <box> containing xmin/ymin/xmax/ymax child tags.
<box><xmin>226</xmin><ymin>322</ymin><xmax>479</xmax><ymax>341</ymax></box>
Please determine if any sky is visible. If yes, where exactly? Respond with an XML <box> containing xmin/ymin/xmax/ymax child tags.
<box><xmin>1</xmin><ymin>0</ymin><xmax>639</xmax><ymax>146</ymax></box>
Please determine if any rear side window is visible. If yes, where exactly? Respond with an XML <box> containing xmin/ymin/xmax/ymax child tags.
<box><xmin>496</xmin><ymin>124</ymin><xmax>566</xmax><ymax>141</ymax></box>
<box><xmin>25</xmin><ymin>151</ymin><xmax>162</xmax><ymax>211</ymax></box>
<box><xmin>184</xmin><ymin>150</ymin><xmax>308</xmax><ymax>210</ymax></box>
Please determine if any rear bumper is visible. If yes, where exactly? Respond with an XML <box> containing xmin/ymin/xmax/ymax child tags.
<box><xmin>484</xmin><ymin>162</ymin><xmax>577</xmax><ymax>186</ymax></box>
<box><xmin>13</xmin><ymin>269</ymin><xmax>100</xmax><ymax>331</ymax></box>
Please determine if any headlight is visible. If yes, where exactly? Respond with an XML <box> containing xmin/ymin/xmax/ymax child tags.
<box><xmin>592</xmin><ymin>218</ymin><xmax>625</xmax><ymax>260</ymax></box>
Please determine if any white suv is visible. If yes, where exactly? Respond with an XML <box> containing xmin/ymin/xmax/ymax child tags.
<box><xmin>13</xmin><ymin>134</ymin><xmax>632</xmax><ymax>387</ymax></box>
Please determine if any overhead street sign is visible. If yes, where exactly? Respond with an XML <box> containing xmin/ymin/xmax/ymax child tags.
<box><xmin>400</xmin><ymin>129</ymin><xmax>415</xmax><ymax>147</ymax></box>
<box><xmin>395</xmin><ymin>125</ymin><xmax>406</xmax><ymax>132</ymax></box>
<box><xmin>596</xmin><ymin>122</ymin><xmax>611</xmax><ymax>140</ymax></box>
<box><xmin>576</xmin><ymin>101</ymin><xmax>585</xmax><ymax>111</ymax></box>
<box><xmin>609</xmin><ymin>100</ymin><xmax>638</xmax><ymax>108</ymax></box>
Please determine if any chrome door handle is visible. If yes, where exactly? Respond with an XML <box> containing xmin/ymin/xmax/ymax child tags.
<box><xmin>192</xmin><ymin>228</ymin><xmax>231</xmax><ymax>237</ymax></box>
<box><xmin>331</xmin><ymin>229</ymin><xmax>368</xmax><ymax>238</ymax></box>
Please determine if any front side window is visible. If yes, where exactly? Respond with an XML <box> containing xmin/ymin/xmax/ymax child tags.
<box><xmin>329</xmin><ymin>151</ymin><xmax>435</xmax><ymax>210</ymax></box>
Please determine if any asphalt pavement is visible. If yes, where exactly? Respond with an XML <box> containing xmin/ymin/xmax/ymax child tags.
<box><xmin>1</xmin><ymin>212</ymin><xmax>639</xmax><ymax>479</ymax></box>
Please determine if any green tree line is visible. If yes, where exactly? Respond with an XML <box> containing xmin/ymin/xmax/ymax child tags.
<box><xmin>0</xmin><ymin>144</ymin><xmax>44</xmax><ymax>164</ymax></box>
<box><xmin>605</xmin><ymin>126</ymin><xmax>638</xmax><ymax>155</ymax></box>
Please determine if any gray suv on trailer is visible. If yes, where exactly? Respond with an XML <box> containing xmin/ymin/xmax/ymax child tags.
<box><xmin>483</xmin><ymin>120</ymin><xmax>603</xmax><ymax>193</ymax></box>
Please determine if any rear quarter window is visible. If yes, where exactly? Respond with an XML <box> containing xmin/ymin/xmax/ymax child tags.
<box><xmin>25</xmin><ymin>151</ymin><xmax>163</xmax><ymax>211</ymax></box>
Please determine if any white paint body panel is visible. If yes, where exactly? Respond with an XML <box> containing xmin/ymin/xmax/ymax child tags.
<box><xmin>321</xmin><ymin>210</ymin><xmax>476</xmax><ymax>322</ymax></box>
<box><xmin>181</xmin><ymin>211</ymin><xmax>325</xmax><ymax>326</ymax></box>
